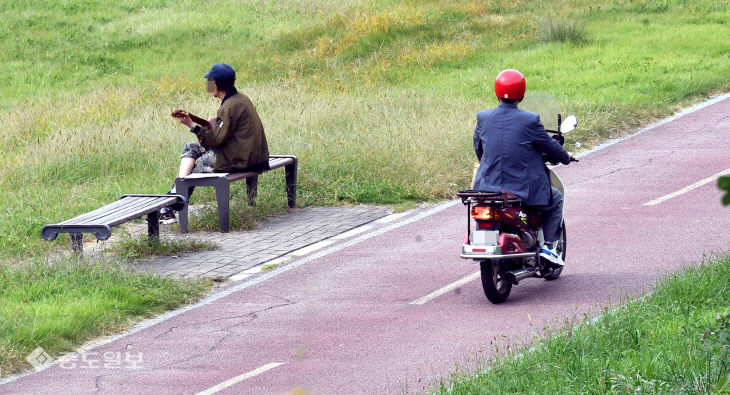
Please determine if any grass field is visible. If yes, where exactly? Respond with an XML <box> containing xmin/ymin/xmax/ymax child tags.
<box><xmin>1</xmin><ymin>0</ymin><xmax>729</xmax><ymax>380</ymax></box>
<box><xmin>0</xmin><ymin>256</ymin><xmax>210</xmax><ymax>376</ymax></box>
<box><xmin>439</xmin><ymin>255</ymin><xmax>730</xmax><ymax>394</ymax></box>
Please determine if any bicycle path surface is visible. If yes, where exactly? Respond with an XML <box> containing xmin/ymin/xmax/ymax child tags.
<box><xmin>2</xmin><ymin>94</ymin><xmax>729</xmax><ymax>394</ymax></box>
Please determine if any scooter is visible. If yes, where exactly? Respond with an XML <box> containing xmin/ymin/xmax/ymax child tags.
<box><xmin>458</xmin><ymin>115</ymin><xmax>577</xmax><ymax>304</ymax></box>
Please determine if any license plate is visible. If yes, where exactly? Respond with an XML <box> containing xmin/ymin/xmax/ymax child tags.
<box><xmin>472</xmin><ymin>230</ymin><xmax>498</xmax><ymax>245</ymax></box>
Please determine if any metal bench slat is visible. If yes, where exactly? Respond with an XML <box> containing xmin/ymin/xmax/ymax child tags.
<box><xmin>51</xmin><ymin>196</ymin><xmax>179</xmax><ymax>227</ymax></box>
<box><xmin>60</xmin><ymin>196</ymin><xmax>163</xmax><ymax>225</ymax></box>
<box><xmin>69</xmin><ymin>196</ymin><xmax>157</xmax><ymax>225</ymax></box>
<box><xmin>90</xmin><ymin>196</ymin><xmax>180</xmax><ymax>226</ymax></box>
<box><xmin>267</xmin><ymin>158</ymin><xmax>290</xmax><ymax>168</ymax></box>
<box><xmin>58</xmin><ymin>197</ymin><xmax>136</xmax><ymax>225</ymax></box>
<box><xmin>269</xmin><ymin>157</ymin><xmax>295</xmax><ymax>168</ymax></box>
<box><xmin>225</xmin><ymin>159</ymin><xmax>293</xmax><ymax>182</ymax></box>
<box><xmin>98</xmin><ymin>198</ymin><xmax>161</xmax><ymax>226</ymax></box>
<box><xmin>106</xmin><ymin>197</ymin><xmax>180</xmax><ymax>227</ymax></box>
<box><xmin>229</xmin><ymin>158</ymin><xmax>294</xmax><ymax>180</ymax></box>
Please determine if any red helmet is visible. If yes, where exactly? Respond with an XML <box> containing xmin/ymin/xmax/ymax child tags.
<box><xmin>494</xmin><ymin>69</ymin><xmax>526</xmax><ymax>100</ymax></box>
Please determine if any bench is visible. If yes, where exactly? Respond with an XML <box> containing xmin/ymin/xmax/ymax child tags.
<box><xmin>41</xmin><ymin>194</ymin><xmax>186</xmax><ymax>252</ymax></box>
<box><xmin>174</xmin><ymin>154</ymin><xmax>297</xmax><ymax>233</ymax></box>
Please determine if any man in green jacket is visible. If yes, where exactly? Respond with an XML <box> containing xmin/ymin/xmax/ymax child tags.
<box><xmin>162</xmin><ymin>63</ymin><xmax>269</xmax><ymax>222</ymax></box>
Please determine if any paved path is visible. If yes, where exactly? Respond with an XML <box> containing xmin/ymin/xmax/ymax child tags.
<box><xmin>137</xmin><ymin>206</ymin><xmax>392</xmax><ymax>279</ymax></box>
<box><xmin>2</xmin><ymin>94</ymin><xmax>729</xmax><ymax>394</ymax></box>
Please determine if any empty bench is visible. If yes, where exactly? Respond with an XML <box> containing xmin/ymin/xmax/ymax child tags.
<box><xmin>42</xmin><ymin>194</ymin><xmax>186</xmax><ymax>252</ymax></box>
<box><xmin>174</xmin><ymin>154</ymin><xmax>297</xmax><ymax>233</ymax></box>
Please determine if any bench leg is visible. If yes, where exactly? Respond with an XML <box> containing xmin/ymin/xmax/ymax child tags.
<box><xmin>215</xmin><ymin>180</ymin><xmax>230</xmax><ymax>233</ymax></box>
<box><xmin>175</xmin><ymin>178</ymin><xmax>190</xmax><ymax>233</ymax></box>
<box><xmin>147</xmin><ymin>210</ymin><xmax>160</xmax><ymax>240</ymax></box>
<box><xmin>246</xmin><ymin>176</ymin><xmax>258</xmax><ymax>207</ymax></box>
<box><xmin>70</xmin><ymin>233</ymin><xmax>83</xmax><ymax>253</ymax></box>
<box><xmin>285</xmin><ymin>161</ymin><xmax>298</xmax><ymax>208</ymax></box>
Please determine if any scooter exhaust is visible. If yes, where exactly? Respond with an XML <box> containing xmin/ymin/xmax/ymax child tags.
<box><xmin>504</xmin><ymin>267</ymin><xmax>538</xmax><ymax>285</ymax></box>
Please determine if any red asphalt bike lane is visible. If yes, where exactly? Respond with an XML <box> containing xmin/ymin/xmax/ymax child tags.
<box><xmin>3</xmin><ymin>96</ymin><xmax>730</xmax><ymax>394</ymax></box>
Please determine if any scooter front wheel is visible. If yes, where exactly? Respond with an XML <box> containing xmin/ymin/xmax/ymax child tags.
<box><xmin>480</xmin><ymin>260</ymin><xmax>512</xmax><ymax>304</ymax></box>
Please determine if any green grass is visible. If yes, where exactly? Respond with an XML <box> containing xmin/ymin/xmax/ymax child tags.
<box><xmin>720</xmin><ymin>176</ymin><xmax>730</xmax><ymax>206</ymax></box>
<box><xmin>261</xmin><ymin>263</ymin><xmax>280</xmax><ymax>272</ymax></box>
<box><xmin>2</xmin><ymin>0</ymin><xmax>728</xmax><ymax>258</ymax></box>
<box><xmin>108</xmin><ymin>234</ymin><xmax>218</xmax><ymax>261</ymax></box>
<box><xmin>0</xmin><ymin>256</ymin><xmax>211</xmax><ymax>376</ymax></box>
<box><xmin>439</xmin><ymin>255</ymin><xmax>730</xmax><ymax>394</ymax></box>
<box><xmin>537</xmin><ymin>17</ymin><xmax>587</xmax><ymax>44</ymax></box>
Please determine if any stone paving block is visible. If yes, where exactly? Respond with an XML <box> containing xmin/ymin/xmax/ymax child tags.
<box><xmin>138</xmin><ymin>205</ymin><xmax>391</xmax><ymax>279</ymax></box>
<box><xmin>215</xmin><ymin>257</ymin><xmax>236</xmax><ymax>265</ymax></box>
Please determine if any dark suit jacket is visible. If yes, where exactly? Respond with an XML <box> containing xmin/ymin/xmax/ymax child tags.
<box><xmin>472</xmin><ymin>101</ymin><xmax>570</xmax><ymax>206</ymax></box>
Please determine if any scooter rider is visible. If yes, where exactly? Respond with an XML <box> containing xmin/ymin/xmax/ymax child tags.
<box><xmin>472</xmin><ymin>69</ymin><xmax>573</xmax><ymax>266</ymax></box>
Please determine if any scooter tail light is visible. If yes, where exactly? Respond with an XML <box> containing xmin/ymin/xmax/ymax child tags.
<box><xmin>477</xmin><ymin>221</ymin><xmax>493</xmax><ymax>230</ymax></box>
<box><xmin>471</xmin><ymin>206</ymin><xmax>493</xmax><ymax>220</ymax></box>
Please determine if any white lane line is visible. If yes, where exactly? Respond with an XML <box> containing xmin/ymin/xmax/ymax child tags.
<box><xmin>410</xmin><ymin>271</ymin><xmax>481</xmax><ymax>306</ymax></box>
<box><xmin>332</xmin><ymin>224</ymin><xmax>374</xmax><ymax>239</ymax></box>
<box><xmin>376</xmin><ymin>211</ymin><xmax>410</xmax><ymax>224</ymax></box>
<box><xmin>643</xmin><ymin>167</ymin><xmax>730</xmax><ymax>206</ymax></box>
<box><xmin>195</xmin><ymin>363</ymin><xmax>284</xmax><ymax>395</ymax></box>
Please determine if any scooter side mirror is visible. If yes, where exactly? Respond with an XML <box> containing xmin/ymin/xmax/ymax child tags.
<box><xmin>560</xmin><ymin>115</ymin><xmax>577</xmax><ymax>134</ymax></box>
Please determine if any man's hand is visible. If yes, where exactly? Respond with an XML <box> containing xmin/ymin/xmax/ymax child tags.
<box><xmin>171</xmin><ymin>109</ymin><xmax>194</xmax><ymax>128</ymax></box>
<box><xmin>178</xmin><ymin>114</ymin><xmax>194</xmax><ymax>128</ymax></box>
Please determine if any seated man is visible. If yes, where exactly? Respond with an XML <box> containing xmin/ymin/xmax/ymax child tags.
<box><xmin>472</xmin><ymin>69</ymin><xmax>573</xmax><ymax>266</ymax></box>
<box><xmin>160</xmin><ymin>63</ymin><xmax>270</xmax><ymax>222</ymax></box>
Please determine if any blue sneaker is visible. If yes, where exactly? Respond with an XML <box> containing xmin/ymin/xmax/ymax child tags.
<box><xmin>540</xmin><ymin>243</ymin><xmax>564</xmax><ymax>267</ymax></box>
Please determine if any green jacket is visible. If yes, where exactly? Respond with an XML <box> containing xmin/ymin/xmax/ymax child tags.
<box><xmin>192</xmin><ymin>89</ymin><xmax>269</xmax><ymax>172</ymax></box>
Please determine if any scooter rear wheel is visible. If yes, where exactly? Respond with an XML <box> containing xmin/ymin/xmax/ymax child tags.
<box><xmin>480</xmin><ymin>260</ymin><xmax>512</xmax><ymax>303</ymax></box>
<box><xmin>544</xmin><ymin>223</ymin><xmax>566</xmax><ymax>280</ymax></box>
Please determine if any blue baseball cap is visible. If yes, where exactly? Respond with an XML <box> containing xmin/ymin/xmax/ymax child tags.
<box><xmin>204</xmin><ymin>63</ymin><xmax>236</xmax><ymax>81</ymax></box>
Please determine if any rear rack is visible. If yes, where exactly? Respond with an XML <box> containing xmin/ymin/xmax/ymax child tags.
<box><xmin>456</xmin><ymin>190</ymin><xmax>522</xmax><ymax>206</ymax></box>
